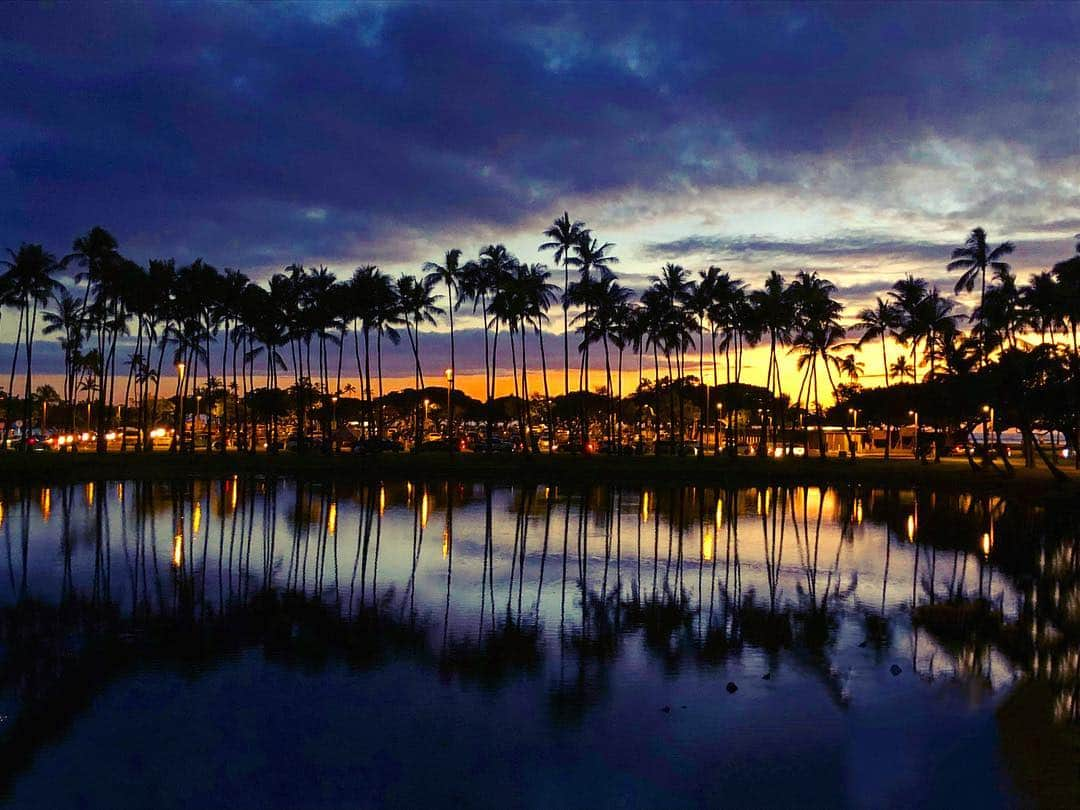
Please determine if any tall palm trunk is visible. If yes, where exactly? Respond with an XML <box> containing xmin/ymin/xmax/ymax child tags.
<box><xmin>535</xmin><ymin>323</ymin><xmax>554</xmax><ymax>450</ymax></box>
<box><xmin>3</xmin><ymin>304</ymin><xmax>25</xmax><ymax>450</ymax></box>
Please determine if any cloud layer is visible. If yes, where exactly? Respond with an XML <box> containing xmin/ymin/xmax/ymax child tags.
<box><xmin>2</xmin><ymin>1</ymin><xmax>1077</xmax><ymax>304</ymax></box>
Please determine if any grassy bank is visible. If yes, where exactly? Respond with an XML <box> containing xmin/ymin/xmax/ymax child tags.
<box><xmin>0</xmin><ymin>450</ymin><xmax>1075</xmax><ymax>495</ymax></box>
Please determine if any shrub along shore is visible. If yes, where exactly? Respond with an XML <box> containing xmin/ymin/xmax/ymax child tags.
<box><xmin>0</xmin><ymin>451</ymin><xmax>1074</xmax><ymax>496</ymax></box>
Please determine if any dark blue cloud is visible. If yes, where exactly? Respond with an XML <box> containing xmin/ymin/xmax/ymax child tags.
<box><xmin>1</xmin><ymin>1</ymin><xmax>1076</xmax><ymax>271</ymax></box>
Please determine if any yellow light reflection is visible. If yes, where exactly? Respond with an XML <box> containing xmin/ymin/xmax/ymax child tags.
<box><xmin>379</xmin><ymin>486</ymin><xmax>386</xmax><ymax>516</ymax></box>
<box><xmin>641</xmin><ymin>491</ymin><xmax>650</xmax><ymax>523</ymax></box>
<box><xmin>442</xmin><ymin>527</ymin><xmax>449</xmax><ymax>560</ymax></box>
<box><xmin>85</xmin><ymin>482</ymin><xmax>94</xmax><ymax>507</ymax></box>
<box><xmin>40</xmin><ymin>488</ymin><xmax>51</xmax><ymax>523</ymax></box>
<box><xmin>327</xmin><ymin>501</ymin><xmax>337</xmax><ymax>534</ymax></box>
<box><xmin>981</xmin><ymin>532</ymin><xmax>991</xmax><ymax>557</ymax></box>
<box><xmin>172</xmin><ymin>532</ymin><xmax>183</xmax><ymax>568</ymax></box>
<box><xmin>0</xmin><ymin>501</ymin><xmax>5</xmax><ymax>529</ymax></box>
<box><xmin>703</xmin><ymin>528</ymin><xmax>714</xmax><ymax>562</ymax></box>
<box><xmin>230</xmin><ymin>479</ymin><xmax>238</xmax><ymax>511</ymax></box>
<box><xmin>193</xmin><ymin>502</ymin><xmax>202</xmax><ymax>534</ymax></box>
<box><xmin>420</xmin><ymin>489</ymin><xmax>429</xmax><ymax>529</ymax></box>
<box><xmin>715</xmin><ymin>497</ymin><xmax>722</xmax><ymax>527</ymax></box>
<box><xmin>853</xmin><ymin>498</ymin><xmax>863</xmax><ymax>525</ymax></box>
<box><xmin>906</xmin><ymin>514</ymin><xmax>916</xmax><ymax>542</ymax></box>
<box><xmin>116</xmin><ymin>483</ymin><xmax>123</xmax><ymax>502</ymax></box>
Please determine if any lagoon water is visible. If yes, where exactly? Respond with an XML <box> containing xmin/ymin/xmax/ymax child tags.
<box><xmin>0</xmin><ymin>479</ymin><xmax>1075</xmax><ymax>808</ymax></box>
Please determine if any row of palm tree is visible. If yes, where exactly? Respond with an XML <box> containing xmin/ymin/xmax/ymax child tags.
<box><xmin>1</xmin><ymin>222</ymin><xmax>1078</xmax><ymax>457</ymax></box>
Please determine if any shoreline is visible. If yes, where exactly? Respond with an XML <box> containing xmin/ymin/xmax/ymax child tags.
<box><xmin>0</xmin><ymin>451</ymin><xmax>1074</xmax><ymax>496</ymax></box>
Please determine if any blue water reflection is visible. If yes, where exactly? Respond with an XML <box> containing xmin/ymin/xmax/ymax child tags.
<box><xmin>0</xmin><ymin>480</ymin><xmax>1074</xmax><ymax>808</ymax></box>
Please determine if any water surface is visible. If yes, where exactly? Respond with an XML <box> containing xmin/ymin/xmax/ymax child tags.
<box><xmin>0</xmin><ymin>480</ymin><xmax>1076</xmax><ymax>808</ymax></box>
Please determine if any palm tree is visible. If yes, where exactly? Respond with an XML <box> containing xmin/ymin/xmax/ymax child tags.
<box><xmin>948</xmin><ymin>227</ymin><xmax>1015</xmax><ymax>363</ymax></box>
<box><xmin>856</xmin><ymin>297</ymin><xmax>902</xmax><ymax>458</ymax></box>
<box><xmin>749</xmin><ymin>271</ymin><xmax>793</xmax><ymax>452</ymax></box>
<box><xmin>540</xmin><ymin>212</ymin><xmax>588</xmax><ymax>397</ymax></box>
<box><xmin>1</xmin><ymin>244</ymin><xmax>63</xmax><ymax>447</ymax></box>
<box><xmin>520</xmin><ymin>263</ymin><xmax>559</xmax><ymax>448</ymax></box>
<box><xmin>889</xmin><ymin>355</ymin><xmax>914</xmax><ymax>382</ymax></box>
<box><xmin>1051</xmin><ymin>234</ymin><xmax>1080</xmax><ymax>355</ymax></box>
<box><xmin>890</xmin><ymin>275</ymin><xmax>929</xmax><ymax>381</ymax></box>
<box><xmin>396</xmin><ymin>274</ymin><xmax>443</xmax><ymax>445</ymax></box>
<box><xmin>68</xmin><ymin>226</ymin><xmax>125</xmax><ymax>452</ymax></box>
<box><xmin>42</xmin><ymin>288</ymin><xmax>84</xmax><ymax>406</ymax></box>
<box><xmin>424</xmin><ymin>249</ymin><xmax>464</xmax><ymax>441</ymax></box>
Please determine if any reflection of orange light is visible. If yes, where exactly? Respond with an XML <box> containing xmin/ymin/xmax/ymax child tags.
<box><xmin>230</xmin><ymin>479</ymin><xmax>238</xmax><ymax>511</ymax></box>
<box><xmin>40</xmin><ymin>488</ymin><xmax>51</xmax><ymax>522</ymax></box>
<box><xmin>715</xmin><ymin>497</ymin><xmax>722</xmax><ymax>527</ymax></box>
<box><xmin>703</xmin><ymin>528</ymin><xmax>714</xmax><ymax>562</ymax></box>
<box><xmin>172</xmin><ymin>532</ymin><xmax>183</xmax><ymax>568</ymax></box>
<box><xmin>85</xmin><ymin>482</ymin><xmax>94</xmax><ymax>507</ymax></box>
<box><xmin>981</xmin><ymin>532</ymin><xmax>991</xmax><ymax>557</ymax></box>
<box><xmin>641</xmin><ymin>491</ymin><xmax>650</xmax><ymax>523</ymax></box>
<box><xmin>853</xmin><ymin>498</ymin><xmax>863</xmax><ymax>525</ymax></box>
<box><xmin>379</xmin><ymin>486</ymin><xmax>386</xmax><ymax>516</ymax></box>
<box><xmin>420</xmin><ymin>490</ymin><xmax>429</xmax><ymax>529</ymax></box>
<box><xmin>193</xmin><ymin>502</ymin><xmax>202</xmax><ymax>534</ymax></box>
<box><xmin>442</xmin><ymin>527</ymin><xmax>449</xmax><ymax>559</ymax></box>
<box><xmin>0</xmin><ymin>501</ymin><xmax>5</xmax><ymax>529</ymax></box>
<box><xmin>906</xmin><ymin>514</ymin><xmax>916</xmax><ymax>542</ymax></box>
<box><xmin>327</xmin><ymin>501</ymin><xmax>337</xmax><ymax>534</ymax></box>
<box><xmin>116</xmin><ymin>483</ymin><xmax>123</xmax><ymax>502</ymax></box>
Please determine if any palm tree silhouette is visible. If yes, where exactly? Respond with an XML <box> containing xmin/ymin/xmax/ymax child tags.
<box><xmin>424</xmin><ymin>249</ymin><xmax>465</xmax><ymax>441</ymax></box>
<box><xmin>856</xmin><ymin>297</ymin><xmax>902</xmax><ymax>458</ymax></box>
<box><xmin>1</xmin><ymin>244</ymin><xmax>63</xmax><ymax>446</ymax></box>
<box><xmin>540</xmin><ymin>212</ymin><xmax>588</xmax><ymax>397</ymax></box>
<box><xmin>948</xmin><ymin>227</ymin><xmax>1015</xmax><ymax>363</ymax></box>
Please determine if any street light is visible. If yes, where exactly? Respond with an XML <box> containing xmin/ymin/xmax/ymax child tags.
<box><xmin>175</xmin><ymin>361</ymin><xmax>187</xmax><ymax>452</ymax></box>
<box><xmin>982</xmin><ymin>404</ymin><xmax>994</xmax><ymax>464</ymax></box>
<box><xmin>848</xmin><ymin>407</ymin><xmax>859</xmax><ymax>431</ymax></box>
<box><xmin>444</xmin><ymin>368</ymin><xmax>454</xmax><ymax>441</ymax></box>
<box><xmin>908</xmin><ymin>409</ymin><xmax>919</xmax><ymax>458</ymax></box>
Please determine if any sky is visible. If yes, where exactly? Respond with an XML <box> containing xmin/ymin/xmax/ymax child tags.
<box><xmin>2</xmin><ymin>1</ymin><xmax>1078</xmax><ymax>396</ymax></box>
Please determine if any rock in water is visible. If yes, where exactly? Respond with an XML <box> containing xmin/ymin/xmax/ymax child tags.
<box><xmin>890</xmin><ymin>664</ymin><xmax>902</xmax><ymax>676</ymax></box>
<box><xmin>661</xmin><ymin>705</ymin><xmax>671</xmax><ymax>713</ymax></box>
<box><xmin>762</xmin><ymin>673</ymin><xmax>772</xmax><ymax>680</ymax></box>
<box><xmin>726</xmin><ymin>681</ymin><xmax>738</xmax><ymax>694</ymax></box>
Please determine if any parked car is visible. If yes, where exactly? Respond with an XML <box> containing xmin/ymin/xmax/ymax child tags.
<box><xmin>655</xmin><ymin>440</ymin><xmax>700</xmax><ymax>457</ymax></box>
<box><xmin>475</xmin><ymin>436</ymin><xmax>516</xmax><ymax>454</ymax></box>
<box><xmin>416</xmin><ymin>438</ymin><xmax>464</xmax><ymax>452</ymax></box>
<box><xmin>351</xmin><ymin>437</ymin><xmax>404</xmax><ymax>455</ymax></box>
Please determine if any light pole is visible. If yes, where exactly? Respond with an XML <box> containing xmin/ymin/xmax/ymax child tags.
<box><xmin>444</xmin><ymin>368</ymin><xmax>454</xmax><ymax>442</ymax></box>
<box><xmin>908</xmin><ymin>409</ymin><xmax>919</xmax><ymax>459</ymax></box>
<box><xmin>848</xmin><ymin>407</ymin><xmax>859</xmax><ymax>457</ymax></box>
<box><xmin>195</xmin><ymin>394</ymin><xmax>202</xmax><ymax>449</ymax></box>
<box><xmin>175</xmin><ymin>361</ymin><xmax>186</xmax><ymax>452</ymax></box>
<box><xmin>42</xmin><ymin>399</ymin><xmax>47</xmax><ymax>432</ymax></box>
<box><xmin>982</xmin><ymin>404</ymin><xmax>994</xmax><ymax>465</ymax></box>
<box><xmin>423</xmin><ymin>398</ymin><xmax>430</xmax><ymax>439</ymax></box>
<box><xmin>715</xmin><ymin>402</ymin><xmax>723</xmax><ymax>455</ymax></box>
